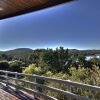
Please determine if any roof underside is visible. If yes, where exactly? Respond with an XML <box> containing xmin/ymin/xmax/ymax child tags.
<box><xmin>0</xmin><ymin>0</ymin><xmax>73</xmax><ymax>20</ymax></box>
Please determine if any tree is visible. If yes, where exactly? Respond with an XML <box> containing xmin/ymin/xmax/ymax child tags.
<box><xmin>9</xmin><ymin>60</ymin><xmax>23</xmax><ymax>72</ymax></box>
<box><xmin>27</xmin><ymin>53</ymin><xmax>39</xmax><ymax>65</ymax></box>
<box><xmin>78</xmin><ymin>52</ymin><xmax>86</xmax><ymax>66</ymax></box>
<box><xmin>1</xmin><ymin>54</ymin><xmax>8</xmax><ymax>60</ymax></box>
<box><xmin>38</xmin><ymin>47</ymin><xmax>69</xmax><ymax>72</ymax></box>
<box><xmin>0</xmin><ymin>61</ymin><xmax>9</xmax><ymax>70</ymax></box>
<box><xmin>89</xmin><ymin>56</ymin><xmax>100</xmax><ymax>68</ymax></box>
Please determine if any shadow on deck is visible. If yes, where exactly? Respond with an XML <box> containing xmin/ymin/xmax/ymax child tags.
<box><xmin>0</xmin><ymin>85</ymin><xmax>38</xmax><ymax>100</ymax></box>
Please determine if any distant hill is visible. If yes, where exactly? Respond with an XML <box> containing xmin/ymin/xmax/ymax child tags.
<box><xmin>0</xmin><ymin>48</ymin><xmax>33</xmax><ymax>61</ymax></box>
<box><xmin>0</xmin><ymin>51</ymin><xmax>3</xmax><ymax>54</ymax></box>
<box><xmin>81</xmin><ymin>50</ymin><xmax>100</xmax><ymax>55</ymax></box>
<box><xmin>69</xmin><ymin>49</ymin><xmax>79</xmax><ymax>53</ymax></box>
<box><xmin>69</xmin><ymin>49</ymin><xmax>100</xmax><ymax>55</ymax></box>
<box><xmin>0</xmin><ymin>48</ymin><xmax>100</xmax><ymax>58</ymax></box>
<box><xmin>0</xmin><ymin>48</ymin><xmax>33</xmax><ymax>55</ymax></box>
<box><xmin>6</xmin><ymin>48</ymin><xmax>33</xmax><ymax>55</ymax></box>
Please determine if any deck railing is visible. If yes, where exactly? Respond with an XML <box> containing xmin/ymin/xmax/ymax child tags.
<box><xmin>0</xmin><ymin>70</ymin><xmax>100</xmax><ymax>100</ymax></box>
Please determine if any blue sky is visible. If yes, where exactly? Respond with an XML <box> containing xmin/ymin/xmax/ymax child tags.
<box><xmin>0</xmin><ymin>0</ymin><xmax>100</xmax><ymax>51</ymax></box>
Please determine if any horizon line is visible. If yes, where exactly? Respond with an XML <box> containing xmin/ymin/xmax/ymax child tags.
<box><xmin>0</xmin><ymin>47</ymin><xmax>100</xmax><ymax>51</ymax></box>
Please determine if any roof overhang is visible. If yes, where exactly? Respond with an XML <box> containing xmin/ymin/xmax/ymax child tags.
<box><xmin>0</xmin><ymin>0</ymin><xmax>73</xmax><ymax>20</ymax></box>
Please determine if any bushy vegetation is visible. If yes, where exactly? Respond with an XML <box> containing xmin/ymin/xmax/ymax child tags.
<box><xmin>0</xmin><ymin>60</ymin><xmax>24</xmax><ymax>72</ymax></box>
<box><xmin>0</xmin><ymin>60</ymin><xmax>9</xmax><ymax>70</ymax></box>
<box><xmin>0</xmin><ymin>47</ymin><xmax>100</xmax><ymax>99</ymax></box>
<box><xmin>22</xmin><ymin>64</ymin><xmax>100</xmax><ymax>100</ymax></box>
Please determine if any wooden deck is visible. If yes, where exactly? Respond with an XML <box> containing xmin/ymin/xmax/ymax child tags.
<box><xmin>0</xmin><ymin>86</ymin><xmax>35</xmax><ymax>100</ymax></box>
<box><xmin>0</xmin><ymin>89</ymin><xmax>19</xmax><ymax>100</ymax></box>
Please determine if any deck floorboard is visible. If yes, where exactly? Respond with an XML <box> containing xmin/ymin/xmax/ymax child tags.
<box><xmin>0</xmin><ymin>86</ymin><xmax>35</xmax><ymax>100</ymax></box>
<box><xmin>0</xmin><ymin>89</ymin><xmax>20</xmax><ymax>100</ymax></box>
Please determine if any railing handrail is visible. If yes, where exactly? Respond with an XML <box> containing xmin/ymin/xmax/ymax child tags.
<box><xmin>0</xmin><ymin>70</ymin><xmax>99</xmax><ymax>92</ymax></box>
<box><xmin>0</xmin><ymin>70</ymin><xmax>100</xmax><ymax>100</ymax></box>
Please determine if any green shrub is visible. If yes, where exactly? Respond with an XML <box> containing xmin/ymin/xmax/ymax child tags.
<box><xmin>0</xmin><ymin>60</ymin><xmax>9</xmax><ymax>70</ymax></box>
<box><xmin>22</xmin><ymin>64</ymin><xmax>100</xmax><ymax>100</ymax></box>
<box><xmin>9</xmin><ymin>60</ymin><xmax>23</xmax><ymax>72</ymax></box>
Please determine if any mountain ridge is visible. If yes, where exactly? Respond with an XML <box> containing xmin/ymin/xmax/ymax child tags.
<box><xmin>0</xmin><ymin>48</ymin><xmax>100</xmax><ymax>56</ymax></box>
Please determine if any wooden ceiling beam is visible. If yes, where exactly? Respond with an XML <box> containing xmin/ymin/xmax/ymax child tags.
<box><xmin>0</xmin><ymin>0</ymin><xmax>73</xmax><ymax>20</ymax></box>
